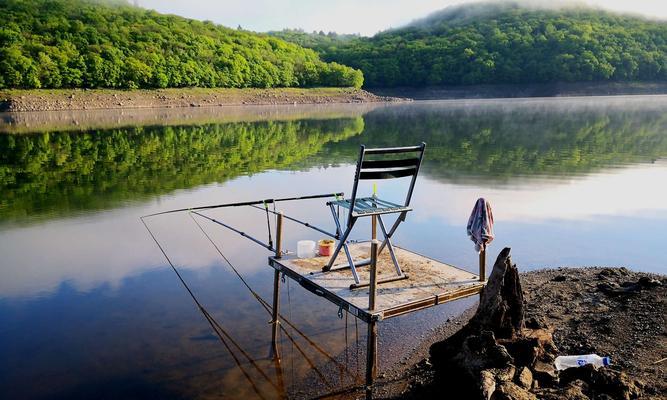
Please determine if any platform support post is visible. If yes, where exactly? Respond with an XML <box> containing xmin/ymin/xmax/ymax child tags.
<box><xmin>371</xmin><ymin>215</ymin><xmax>377</xmax><ymax>240</ymax></box>
<box><xmin>479</xmin><ymin>245</ymin><xmax>486</xmax><ymax>282</ymax></box>
<box><xmin>369</xmin><ymin>240</ymin><xmax>378</xmax><ymax>311</ymax></box>
<box><xmin>366</xmin><ymin>240</ymin><xmax>379</xmax><ymax>399</ymax></box>
<box><xmin>270</xmin><ymin>212</ymin><xmax>284</xmax><ymax>360</ymax></box>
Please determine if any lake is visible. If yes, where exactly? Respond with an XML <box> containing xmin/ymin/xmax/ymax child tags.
<box><xmin>1</xmin><ymin>96</ymin><xmax>666</xmax><ymax>399</ymax></box>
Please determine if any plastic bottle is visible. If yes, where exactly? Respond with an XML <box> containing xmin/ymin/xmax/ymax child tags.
<box><xmin>554</xmin><ymin>354</ymin><xmax>611</xmax><ymax>370</ymax></box>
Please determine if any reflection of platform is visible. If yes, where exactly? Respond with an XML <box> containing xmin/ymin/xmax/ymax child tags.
<box><xmin>268</xmin><ymin>241</ymin><xmax>484</xmax><ymax>322</ymax></box>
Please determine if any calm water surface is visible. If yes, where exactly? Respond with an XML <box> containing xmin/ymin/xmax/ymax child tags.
<box><xmin>1</xmin><ymin>97</ymin><xmax>666</xmax><ymax>399</ymax></box>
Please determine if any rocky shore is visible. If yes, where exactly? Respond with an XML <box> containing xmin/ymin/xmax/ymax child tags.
<box><xmin>381</xmin><ymin>255</ymin><xmax>665</xmax><ymax>400</ymax></box>
<box><xmin>0</xmin><ymin>87</ymin><xmax>405</xmax><ymax>112</ymax></box>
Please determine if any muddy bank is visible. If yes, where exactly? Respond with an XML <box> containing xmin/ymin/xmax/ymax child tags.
<box><xmin>384</xmin><ymin>266</ymin><xmax>665</xmax><ymax>400</ymax></box>
<box><xmin>0</xmin><ymin>87</ymin><xmax>406</xmax><ymax>112</ymax></box>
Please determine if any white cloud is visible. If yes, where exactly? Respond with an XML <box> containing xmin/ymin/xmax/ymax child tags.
<box><xmin>137</xmin><ymin>0</ymin><xmax>667</xmax><ymax>36</ymax></box>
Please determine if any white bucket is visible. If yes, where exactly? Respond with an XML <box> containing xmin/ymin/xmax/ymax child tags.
<box><xmin>297</xmin><ymin>240</ymin><xmax>316</xmax><ymax>258</ymax></box>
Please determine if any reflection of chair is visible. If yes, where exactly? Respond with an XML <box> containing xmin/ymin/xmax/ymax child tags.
<box><xmin>325</xmin><ymin>143</ymin><xmax>426</xmax><ymax>287</ymax></box>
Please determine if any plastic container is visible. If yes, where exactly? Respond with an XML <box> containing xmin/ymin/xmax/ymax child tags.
<box><xmin>318</xmin><ymin>239</ymin><xmax>335</xmax><ymax>256</ymax></box>
<box><xmin>297</xmin><ymin>240</ymin><xmax>316</xmax><ymax>258</ymax></box>
<box><xmin>554</xmin><ymin>354</ymin><xmax>611</xmax><ymax>370</ymax></box>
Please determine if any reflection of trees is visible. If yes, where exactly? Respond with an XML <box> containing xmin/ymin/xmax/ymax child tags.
<box><xmin>322</xmin><ymin>104</ymin><xmax>667</xmax><ymax>182</ymax></box>
<box><xmin>3</xmin><ymin>102</ymin><xmax>667</xmax><ymax>224</ymax></box>
<box><xmin>0</xmin><ymin>117</ymin><xmax>364</xmax><ymax>223</ymax></box>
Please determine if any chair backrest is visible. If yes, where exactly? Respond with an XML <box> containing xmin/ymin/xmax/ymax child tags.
<box><xmin>347</xmin><ymin>142</ymin><xmax>426</xmax><ymax>219</ymax></box>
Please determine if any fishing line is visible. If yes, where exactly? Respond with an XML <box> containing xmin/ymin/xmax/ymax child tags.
<box><xmin>189</xmin><ymin>212</ymin><xmax>360</xmax><ymax>383</ymax></box>
<box><xmin>190</xmin><ymin>214</ymin><xmax>360</xmax><ymax>370</ymax></box>
<box><xmin>189</xmin><ymin>214</ymin><xmax>334</xmax><ymax>389</ymax></box>
<box><xmin>140</xmin><ymin>217</ymin><xmax>271</xmax><ymax>399</ymax></box>
<box><xmin>188</xmin><ymin>213</ymin><xmax>354</xmax><ymax>386</ymax></box>
<box><xmin>263</xmin><ymin>201</ymin><xmax>273</xmax><ymax>248</ymax></box>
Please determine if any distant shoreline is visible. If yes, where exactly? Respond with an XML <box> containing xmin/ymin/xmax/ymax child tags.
<box><xmin>0</xmin><ymin>87</ymin><xmax>405</xmax><ymax>113</ymax></box>
<box><xmin>370</xmin><ymin>81</ymin><xmax>667</xmax><ymax>100</ymax></box>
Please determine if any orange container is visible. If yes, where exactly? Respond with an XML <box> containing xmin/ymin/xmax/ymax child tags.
<box><xmin>318</xmin><ymin>239</ymin><xmax>335</xmax><ymax>256</ymax></box>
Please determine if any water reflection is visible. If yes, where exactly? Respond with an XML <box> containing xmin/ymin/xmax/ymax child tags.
<box><xmin>3</xmin><ymin>97</ymin><xmax>667</xmax><ymax>226</ymax></box>
<box><xmin>1</xmin><ymin>98</ymin><xmax>666</xmax><ymax>399</ymax></box>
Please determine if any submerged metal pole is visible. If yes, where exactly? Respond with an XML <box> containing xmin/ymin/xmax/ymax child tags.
<box><xmin>365</xmin><ymin>322</ymin><xmax>378</xmax><ymax>400</ymax></box>
<box><xmin>270</xmin><ymin>269</ymin><xmax>281</xmax><ymax>360</ymax></box>
<box><xmin>479</xmin><ymin>245</ymin><xmax>486</xmax><ymax>282</ymax></box>
<box><xmin>270</xmin><ymin>212</ymin><xmax>284</xmax><ymax>360</ymax></box>
<box><xmin>366</xmin><ymin>240</ymin><xmax>379</xmax><ymax>399</ymax></box>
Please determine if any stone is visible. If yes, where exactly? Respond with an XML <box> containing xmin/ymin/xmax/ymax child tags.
<box><xmin>562</xmin><ymin>380</ymin><xmax>591</xmax><ymax>400</ymax></box>
<box><xmin>532</xmin><ymin>360</ymin><xmax>558</xmax><ymax>385</ymax></box>
<box><xmin>494</xmin><ymin>381</ymin><xmax>538</xmax><ymax>400</ymax></box>
<box><xmin>479</xmin><ymin>369</ymin><xmax>496</xmax><ymax>400</ymax></box>
<box><xmin>493</xmin><ymin>365</ymin><xmax>517</xmax><ymax>382</ymax></box>
<box><xmin>559</xmin><ymin>364</ymin><xmax>595</xmax><ymax>385</ymax></box>
<box><xmin>590</xmin><ymin>368</ymin><xmax>642</xmax><ymax>400</ymax></box>
<box><xmin>516</xmin><ymin>366</ymin><xmax>533</xmax><ymax>389</ymax></box>
<box><xmin>638</xmin><ymin>276</ymin><xmax>662</xmax><ymax>288</ymax></box>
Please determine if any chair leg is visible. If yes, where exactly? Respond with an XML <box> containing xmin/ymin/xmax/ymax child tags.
<box><xmin>329</xmin><ymin>204</ymin><xmax>343</xmax><ymax>238</ymax></box>
<box><xmin>323</xmin><ymin>217</ymin><xmax>356</xmax><ymax>272</ymax></box>
<box><xmin>342</xmin><ymin>240</ymin><xmax>361</xmax><ymax>284</ymax></box>
<box><xmin>378</xmin><ymin>211</ymin><xmax>406</xmax><ymax>255</ymax></box>
<box><xmin>377</xmin><ymin>215</ymin><xmax>403</xmax><ymax>276</ymax></box>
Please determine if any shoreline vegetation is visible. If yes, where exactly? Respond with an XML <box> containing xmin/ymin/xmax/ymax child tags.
<box><xmin>0</xmin><ymin>87</ymin><xmax>403</xmax><ymax>113</ymax></box>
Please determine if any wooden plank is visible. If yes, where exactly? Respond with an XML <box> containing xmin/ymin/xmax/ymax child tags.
<box><xmin>269</xmin><ymin>242</ymin><xmax>484</xmax><ymax>321</ymax></box>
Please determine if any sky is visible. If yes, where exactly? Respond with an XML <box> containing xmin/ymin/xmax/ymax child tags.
<box><xmin>137</xmin><ymin>0</ymin><xmax>667</xmax><ymax>36</ymax></box>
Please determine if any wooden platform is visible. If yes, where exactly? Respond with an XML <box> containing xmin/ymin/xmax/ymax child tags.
<box><xmin>268</xmin><ymin>242</ymin><xmax>484</xmax><ymax>323</ymax></box>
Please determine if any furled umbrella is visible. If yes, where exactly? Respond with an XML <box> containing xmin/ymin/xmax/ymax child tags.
<box><xmin>467</xmin><ymin>198</ymin><xmax>494</xmax><ymax>281</ymax></box>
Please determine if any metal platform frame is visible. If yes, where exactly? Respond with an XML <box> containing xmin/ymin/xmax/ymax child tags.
<box><xmin>267</xmin><ymin>212</ymin><xmax>487</xmax><ymax>399</ymax></box>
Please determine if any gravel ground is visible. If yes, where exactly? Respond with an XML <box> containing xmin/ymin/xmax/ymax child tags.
<box><xmin>374</xmin><ymin>267</ymin><xmax>666</xmax><ymax>400</ymax></box>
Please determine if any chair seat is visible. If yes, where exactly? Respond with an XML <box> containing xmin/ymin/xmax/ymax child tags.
<box><xmin>329</xmin><ymin>197</ymin><xmax>412</xmax><ymax>217</ymax></box>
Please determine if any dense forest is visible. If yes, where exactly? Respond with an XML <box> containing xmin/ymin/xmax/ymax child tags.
<box><xmin>272</xmin><ymin>2</ymin><xmax>667</xmax><ymax>87</ymax></box>
<box><xmin>0</xmin><ymin>0</ymin><xmax>363</xmax><ymax>89</ymax></box>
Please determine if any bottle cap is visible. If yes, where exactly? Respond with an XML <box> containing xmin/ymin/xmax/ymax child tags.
<box><xmin>603</xmin><ymin>357</ymin><xmax>611</xmax><ymax>366</ymax></box>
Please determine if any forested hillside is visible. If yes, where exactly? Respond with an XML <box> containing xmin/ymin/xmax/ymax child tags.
<box><xmin>273</xmin><ymin>2</ymin><xmax>667</xmax><ymax>87</ymax></box>
<box><xmin>0</xmin><ymin>0</ymin><xmax>363</xmax><ymax>89</ymax></box>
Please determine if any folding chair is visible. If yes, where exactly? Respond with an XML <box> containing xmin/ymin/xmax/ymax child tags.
<box><xmin>324</xmin><ymin>143</ymin><xmax>426</xmax><ymax>287</ymax></box>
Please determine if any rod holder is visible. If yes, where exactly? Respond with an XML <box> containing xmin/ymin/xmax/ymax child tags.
<box><xmin>275</xmin><ymin>212</ymin><xmax>283</xmax><ymax>259</ymax></box>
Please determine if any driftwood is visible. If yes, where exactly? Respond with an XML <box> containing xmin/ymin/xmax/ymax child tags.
<box><xmin>429</xmin><ymin>247</ymin><xmax>535</xmax><ymax>399</ymax></box>
<box><xmin>430</xmin><ymin>247</ymin><xmax>524</xmax><ymax>365</ymax></box>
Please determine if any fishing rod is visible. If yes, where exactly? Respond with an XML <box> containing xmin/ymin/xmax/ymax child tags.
<box><xmin>192</xmin><ymin>211</ymin><xmax>275</xmax><ymax>252</ymax></box>
<box><xmin>248</xmin><ymin>204</ymin><xmax>338</xmax><ymax>239</ymax></box>
<box><xmin>141</xmin><ymin>192</ymin><xmax>344</xmax><ymax>219</ymax></box>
